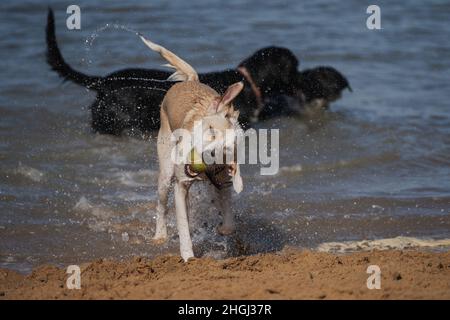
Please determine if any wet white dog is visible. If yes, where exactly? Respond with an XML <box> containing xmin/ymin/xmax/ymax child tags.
<box><xmin>140</xmin><ymin>35</ymin><xmax>244</xmax><ymax>261</ymax></box>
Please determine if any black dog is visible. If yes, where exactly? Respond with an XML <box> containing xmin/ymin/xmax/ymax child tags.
<box><xmin>259</xmin><ymin>66</ymin><xmax>351</xmax><ymax>120</ymax></box>
<box><xmin>46</xmin><ymin>9</ymin><xmax>299</xmax><ymax>135</ymax></box>
<box><xmin>297</xmin><ymin>66</ymin><xmax>352</xmax><ymax>114</ymax></box>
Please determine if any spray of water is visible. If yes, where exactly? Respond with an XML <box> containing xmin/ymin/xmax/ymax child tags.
<box><xmin>82</xmin><ymin>23</ymin><xmax>172</xmax><ymax>86</ymax></box>
<box><xmin>107</xmin><ymin>85</ymin><xmax>168</xmax><ymax>94</ymax></box>
<box><xmin>83</xmin><ymin>23</ymin><xmax>140</xmax><ymax>65</ymax></box>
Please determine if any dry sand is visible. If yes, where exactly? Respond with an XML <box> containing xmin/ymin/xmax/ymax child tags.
<box><xmin>1</xmin><ymin>248</ymin><xmax>449</xmax><ymax>300</ymax></box>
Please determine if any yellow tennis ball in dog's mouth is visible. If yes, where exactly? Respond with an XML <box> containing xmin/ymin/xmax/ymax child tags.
<box><xmin>189</xmin><ymin>149</ymin><xmax>206</xmax><ymax>173</ymax></box>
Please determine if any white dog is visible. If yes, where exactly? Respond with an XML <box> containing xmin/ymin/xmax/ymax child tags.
<box><xmin>140</xmin><ymin>35</ymin><xmax>244</xmax><ymax>261</ymax></box>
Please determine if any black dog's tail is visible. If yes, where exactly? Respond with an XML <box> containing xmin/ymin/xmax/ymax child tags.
<box><xmin>46</xmin><ymin>8</ymin><xmax>101</xmax><ymax>89</ymax></box>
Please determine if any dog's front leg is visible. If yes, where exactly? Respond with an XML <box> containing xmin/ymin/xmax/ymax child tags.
<box><xmin>217</xmin><ymin>186</ymin><xmax>235</xmax><ymax>235</ymax></box>
<box><xmin>174</xmin><ymin>181</ymin><xmax>194</xmax><ymax>261</ymax></box>
<box><xmin>153</xmin><ymin>169</ymin><xmax>172</xmax><ymax>243</ymax></box>
<box><xmin>154</xmin><ymin>129</ymin><xmax>174</xmax><ymax>243</ymax></box>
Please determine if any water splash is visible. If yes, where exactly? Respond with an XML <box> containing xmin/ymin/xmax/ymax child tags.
<box><xmin>81</xmin><ymin>23</ymin><xmax>176</xmax><ymax>90</ymax></box>
<box><xmin>108</xmin><ymin>85</ymin><xmax>168</xmax><ymax>94</ymax></box>
<box><xmin>83</xmin><ymin>23</ymin><xmax>141</xmax><ymax>66</ymax></box>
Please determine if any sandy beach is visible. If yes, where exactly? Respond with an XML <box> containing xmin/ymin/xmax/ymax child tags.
<box><xmin>1</xmin><ymin>248</ymin><xmax>449</xmax><ymax>300</ymax></box>
<box><xmin>1</xmin><ymin>1</ymin><xmax>450</xmax><ymax>303</ymax></box>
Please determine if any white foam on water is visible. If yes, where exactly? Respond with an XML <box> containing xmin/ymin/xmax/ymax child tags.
<box><xmin>279</xmin><ymin>164</ymin><xmax>303</xmax><ymax>173</ymax></box>
<box><xmin>316</xmin><ymin>236</ymin><xmax>450</xmax><ymax>253</ymax></box>
<box><xmin>15</xmin><ymin>163</ymin><xmax>45</xmax><ymax>182</ymax></box>
<box><xmin>73</xmin><ymin>196</ymin><xmax>91</xmax><ymax>211</ymax></box>
<box><xmin>90</xmin><ymin>147</ymin><xmax>128</xmax><ymax>166</ymax></box>
<box><xmin>110</xmin><ymin>169</ymin><xmax>157</xmax><ymax>187</ymax></box>
<box><xmin>90</xmin><ymin>207</ymin><xmax>115</xmax><ymax>220</ymax></box>
<box><xmin>105</xmin><ymin>192</ymin><xmax>156</xmax><ymax>202</ymax></box>
<box><xmin>73</xmin><ymin>196</ymin><xmax>114</xmax><ymax>220</ymax></box>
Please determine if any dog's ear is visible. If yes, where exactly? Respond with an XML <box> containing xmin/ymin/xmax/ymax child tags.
<box><xmin>218</xmin><ymin>82</ymin><xmax>244</xmax><ymax>111</ymax></box>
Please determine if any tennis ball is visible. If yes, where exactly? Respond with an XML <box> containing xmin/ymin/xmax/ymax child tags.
<box><xmin>189</xmin><ymin>149</ymin><xmax>206</xmax><ymax>173</ymax></box>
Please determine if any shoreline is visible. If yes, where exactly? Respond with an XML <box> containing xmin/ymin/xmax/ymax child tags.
<box><xmin>1</xmin><ymin>248</ymin><xmax>449</xmax><ymax>299</ymax></box>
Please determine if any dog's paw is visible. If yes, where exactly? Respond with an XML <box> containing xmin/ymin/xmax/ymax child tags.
<box><xmin>217</xmin><ymin>224</ymin><xmax>235</xmax><ymax>236</ymax></box>
<box><xmin>152</xmin><ymin>236</ymin><xmax>167</xmax><ymax>245</ymax></box>
<box><xmin>181</xmin><ymin>250</ymin><xmax>195</xmax><ymax>262</ymax></box>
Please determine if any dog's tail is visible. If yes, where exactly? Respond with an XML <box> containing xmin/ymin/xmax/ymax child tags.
<box><xmin>139</xmin><ymin>35</ymin><xmax>198</xmax><ymax>82</ymax></box>
<box><xmin>46</xmin><ymin>8</ymin><xmax>101</xmax><ymax>89</ymax></box>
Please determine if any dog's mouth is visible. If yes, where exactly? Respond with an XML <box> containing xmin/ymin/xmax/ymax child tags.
<box><xmin>184</xmin><ymin>164</ymin><xmax>201</xmax><ymax>177</ymax></box>
<box><xmin>206</xmin><ymin>164</ymin><xmax>234</xmax><ymax>190</ymax></box>
<box><xmin>184</xmin><ymin>163</ymin><xmax>234</xmax><ymax>189</ymax></box>
<box><xmin>184</xmin><ymin>148</ymin><xmax>237</xmax><ymax>190</ymax></box>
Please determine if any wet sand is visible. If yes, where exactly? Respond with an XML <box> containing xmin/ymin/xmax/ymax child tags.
<box><xmin>1</xmin><ymin>248</ymin><xmax>449</xmax><ymax>300</ymax></box>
